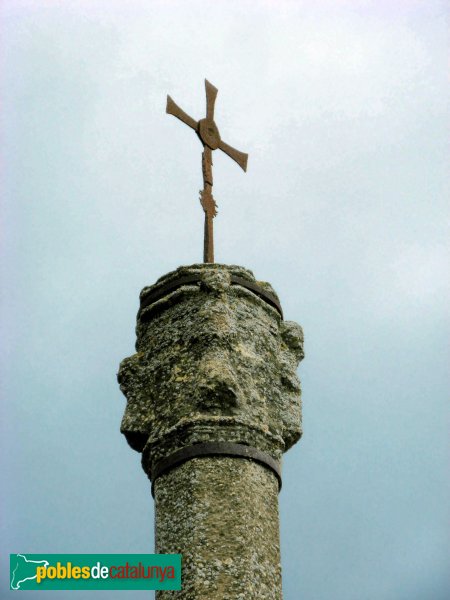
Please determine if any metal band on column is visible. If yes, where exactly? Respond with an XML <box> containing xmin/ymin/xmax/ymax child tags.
<box><xmin>151</xmin><ymin>442</ymin><xmax>282</xmax><ymax>497</ymax></box>
<box><xmin>139</xmin><ymin>274</ymin><xmax>283</xmax><ymax>319</ymax></box>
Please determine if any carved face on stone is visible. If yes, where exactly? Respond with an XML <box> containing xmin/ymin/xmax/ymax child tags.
<box><xmin>118</xmin><ymin>266</ymin><xmax>304</xmax><ymax>458</ymax></box>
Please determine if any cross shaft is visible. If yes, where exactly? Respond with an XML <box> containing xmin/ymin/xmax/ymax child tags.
<box><xmin>166</xmin><ymin>79</ymin><xmax>248</xmax><ymax>263</ymax></box>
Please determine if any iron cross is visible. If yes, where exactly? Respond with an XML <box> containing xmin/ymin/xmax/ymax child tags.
<box><xmin>166</xmin><ymin>79</ymin><xmax>248</xmax><ymax>263</ymax></box>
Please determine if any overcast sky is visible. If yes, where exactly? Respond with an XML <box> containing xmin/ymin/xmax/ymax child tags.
<box><xmin>1</xmin><ymin>1</ymin><xmax>449</xmax><ymax>599</ymax></box>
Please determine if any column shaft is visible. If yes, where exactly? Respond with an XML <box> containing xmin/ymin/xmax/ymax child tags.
<box><xmin>155</xmin><ymin>458</ymin><xmax>281</xmax><ymax>600</ymax></box>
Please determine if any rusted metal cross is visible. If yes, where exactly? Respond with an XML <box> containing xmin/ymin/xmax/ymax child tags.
<box><xmin>166</xmin><ymin>79</ymin><xmax>248</xmax><ymax>263</ymax></box>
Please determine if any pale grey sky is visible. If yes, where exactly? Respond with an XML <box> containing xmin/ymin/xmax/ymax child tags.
<box><xmin>1</xmin><ymin>1</ymin><xmax>449</xmax><ymax>599</ymax></box>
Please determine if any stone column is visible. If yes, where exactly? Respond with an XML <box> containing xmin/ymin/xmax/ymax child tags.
<box><xmin>118</xmin><ymin>264</ymin><xmax>304</xmax><ymax>600</ymax></box>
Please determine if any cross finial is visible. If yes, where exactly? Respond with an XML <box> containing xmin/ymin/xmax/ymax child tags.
<box><xmin>166</xmin><ymin>79</ymin><xmax>248</xmax><ymax>263</ymax></box>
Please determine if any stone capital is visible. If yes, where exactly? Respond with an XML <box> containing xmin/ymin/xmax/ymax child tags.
<box><xmin>118</xmin><ymin>264</ymin><xmax>304</xmax><ymax>486</ymax></box>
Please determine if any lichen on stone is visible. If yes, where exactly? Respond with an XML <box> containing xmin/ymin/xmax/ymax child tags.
<box><xmin>118</xmin><ymin>264</ymin><xmax>304</xmax><ymax>599</ymax></box>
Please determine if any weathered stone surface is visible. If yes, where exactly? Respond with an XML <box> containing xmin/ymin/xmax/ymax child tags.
<box><xmin>155</xmin><ymin>458</ymin><xmax>281</xmax><ymax>600</ymax></box>
<box><xmin>117</xmin><ymin>263</ymin><xmax>304</xmax><ymax>599</ymax></box>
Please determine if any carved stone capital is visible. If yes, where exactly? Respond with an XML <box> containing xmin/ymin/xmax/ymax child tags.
<box><xmin>118</xmin><ymin>264</ymin><xmax>304</xmax><ymax>485</ymax></box>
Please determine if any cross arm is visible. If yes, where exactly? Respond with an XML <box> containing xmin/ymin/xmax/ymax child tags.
<box><xmin>219</xmin><ymin>140</ymin><xmax>248</xmax><ymax>172</ymax></box>
<box><xmin>166</xmin><ymin>95</ymin><xmax>198</xmax><ymax>130</ymax></box>
<box><xmin>205</xmin><ymin>79</ymin><xmax>218</xmax><ymax>120</ymax></box>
